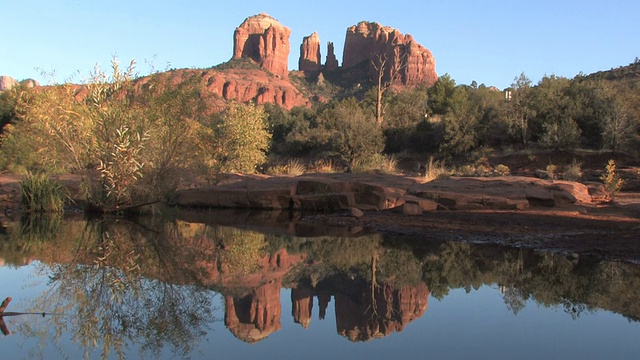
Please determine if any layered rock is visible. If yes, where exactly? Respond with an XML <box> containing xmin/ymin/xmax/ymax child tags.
<box><xmin>233</xmin><ymin>13</ymin><xmax>291</xmax><ymax>79</ymax></box>
<box><xmin>133</xmin><ymin>68</ymin><xmax>309</xmax><ymax>111</ymax></box>
<box><xmin>299</xmin><ymin>32</ymin><xmax>322</xmax><ymax>72</ymax></box>
<box><xmin>342</xmin><ymin>21</ymin><xmax>437</xmax><ymax>87</ymax></box>
<box><xmin>170</xmin><ymin>173</ymin><xmax>598</xmax><ymax>214</ymax></box>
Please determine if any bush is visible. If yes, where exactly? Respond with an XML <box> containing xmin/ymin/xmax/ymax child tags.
<box><xmin>493</xmin><ymin>164</ymin><xmax>511</xmax><ymax>176</ymax></box>
<box><xmin>209</xmin><ymin>102</ymin><xmax>271</xmax><ymax>174</ymax></box>
<box><xmin>600</xmin><ymin>159</ymin><xmax>623</xmax><ymax>195</ymax></box>
<box><xmin>19</xmin><ymin>172</ymin><xmax>67</xmax><ymax>212</ymax></box>
<box><xmin>562</xmin><ymin>159</ymin><xmax>583</xmax><ymax>182</ymax></box>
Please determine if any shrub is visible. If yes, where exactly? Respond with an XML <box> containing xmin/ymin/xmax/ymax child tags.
<box><xmin>209</xmin><ymin>102</ymin><xmax>271</xmax><ymax>174</ymax></box>
<box><xmin>19</xmin><ymin>172</ymin><xmax>66</xmax><ymax>212</ymax></box>
<box><xmin>493</xmin><ymin>164</ymin><xmax>511</xmax><ymax>176</ymax></box>
<box><xmin>545</xmin><ymin>163</ymin><xmax>557</xmax><ymax>181</ymax></box>
<box><xmin>600</xmin><ymin>159</ymin><xmax>623</xmax><ymax>195</ymax></box>
<box><xmin>562</xmin><ymin>159</ymin><xmax>583</xmax><ymax>182</ymax></box>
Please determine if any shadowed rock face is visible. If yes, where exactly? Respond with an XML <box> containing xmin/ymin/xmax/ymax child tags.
<box><xmin>342</xmin><ymin>21</ymin><xmax>437</xmax><ymax>87</ymax></box>
<box><xmin>233</xmin><ymin>13</ymin><xmax>291</xmax><ymax>79</ymax></box>
<box><xmin>325</xmin><ymin>42</ymin><xmax>339</xmax><ymax>71</ymax></box>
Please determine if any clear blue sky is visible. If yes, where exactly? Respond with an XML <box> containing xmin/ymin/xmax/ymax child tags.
<box><xmin>3</xmin><ymin>0</ymin><xmax>638</xmax><ymax>89</ymax></box>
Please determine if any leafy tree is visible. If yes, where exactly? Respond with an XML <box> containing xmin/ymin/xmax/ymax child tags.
<box><xmin>208</xmin><ymin>102</ymin><xmax>271</xmax><ymax>174</ymax></box>
<box><xmin>427</xmin><ymin>74</ymin><xmax>457</xmax><ymax>115</ymax></box>
<box><xmin>317</xmin><ymin>98</ymin><xmax>384</xmax><ymax>165</ymax></box>
<box><xmin>382</xmin><ymin>87</ymin><xmax>429</xmax><ymax>153</ymax></box>
<box><xmin>439</xmin><ymin>86</ymin><xmax>479</xmax><ymax>156</ymax></box>
<box><xmin>503</xmin><ymin>72</ymin><xmax>536</xmax><ymax>145</ymax></box>
<box><xmin>599</xmin><ymin>83</ymin><xmax>640</xmax><ymax>153</ymax></box>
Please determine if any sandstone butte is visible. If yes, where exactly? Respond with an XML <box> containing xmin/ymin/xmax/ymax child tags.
<box><xmin>1</xmin><ymin>13</ymin><xmax>438</xmax><ymax>110</ymax></box>
<box><xmin>233</xmin><ymin>13</ymin><xmax>291</xmax><ymax>79</ymax></box>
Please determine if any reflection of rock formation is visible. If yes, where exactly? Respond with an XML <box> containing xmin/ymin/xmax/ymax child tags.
<box><xmin>335</xmin><ymin>283</ymin><xmax>429</xmax><ymax>342</ymax></box>
<box><xmin>291</xmin><ymin>286</ymin><xmax>315</xmax><ymax>328</ymax></box>
<box><xmin>225</xmin><ymin>280</ymin><xmax>282</xmax><ymax>343</ymax></box>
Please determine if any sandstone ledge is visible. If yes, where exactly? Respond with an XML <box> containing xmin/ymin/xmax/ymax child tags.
<box><xmin>169</xmin><ymin>174</ymin><xmax>598</xmax><ymax>214</ymax></box>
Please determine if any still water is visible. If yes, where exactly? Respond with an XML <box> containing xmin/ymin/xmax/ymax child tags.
<box><xmin>1</xmin><ymin>212</ymin><xmax>639</xmax><ymax>359</ymax></box>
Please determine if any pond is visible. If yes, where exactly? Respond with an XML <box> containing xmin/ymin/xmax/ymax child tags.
<box><xmin>1</xmin><ymin>211</ymin><xmax>639</xmax><ymax>359</ymax></box>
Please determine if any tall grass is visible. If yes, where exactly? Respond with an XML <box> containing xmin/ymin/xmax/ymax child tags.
<box><xmin>351</xmin><ymin>154</ymin><xmax>398</xmax><ymax>174</ymax></box>
<box><xmin>423</xmin><ymin>156</ymin><xmax>449</xmax><ymax>182</ymax></box>
<box><xmin>19</xmin><ymin>172</ymin><xmax>67</xmax><ymax>212</ymax></box>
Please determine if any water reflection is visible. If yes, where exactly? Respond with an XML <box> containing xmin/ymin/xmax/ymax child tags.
<box><xmin>0</xmin><ymin>211</ymin><xmax>639</xmax><ymax>357</ymax></box>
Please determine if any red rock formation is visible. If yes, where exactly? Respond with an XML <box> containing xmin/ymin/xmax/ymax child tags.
<box><xmin>299</xmin><ymin>32</ymin><xmax>322</xmax><ymax>72</ymax></box>
<box><xmin>342</xmin><ymin>21</ymin><xmax>437</xmax><ymax>87</ymax></box>
<box><xmin>291</xmin><ymin>286</ymin><xmax>315</xmax><ymax>329</ymax></box>
<box><xmin>334</xmin><ymin>282</ymin><xmax>429</xmax><ymax>342</ymax></box>
<box><xmin>133</xmin><ymin>68</ymin><xmax>309</xmax><ymax>111</ymax></box>
<box><xmin>233</xmin><ymin>13</ymin><xmax>291</xmax><ymax>79</ymax></box>
<box><xmin>325</xmin><ymin>42</ymin><xmax>339</xmax><ymax>71</ymax></box>
<box><xmin>225</xmin><ymin>280</ymin><xmax>283</xmax><ymax>343</ymax></box>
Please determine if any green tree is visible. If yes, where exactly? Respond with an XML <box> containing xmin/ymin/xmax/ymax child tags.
<box><xmin>317</xmin><ymin>98</ymin><xmax>384</xmax><ymax>165</ymax></box>
<box><xmin>439</xmin><ymin>86</ymin><xmax>479</xmax><ymax>156</ymax></box>
<box><xmin>503</xmin><ymin>72</ymin><xmax>536</xmax><ymax>145</ymax></box>
<box><xmin>209</xmin><ymin>102</ymin><xmax>271</xmax><ymax>174</ymax></box>
<box><xmin>427</xmin><ymin>74</ymin><xmax>456</xmax><ymax>116</ymax></box>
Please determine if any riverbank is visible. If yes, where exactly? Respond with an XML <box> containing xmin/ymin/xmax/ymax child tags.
<box><xmin>2</xmin><ymin>173</ymin><xmax>639</xmax><ymax>262</ymax></box>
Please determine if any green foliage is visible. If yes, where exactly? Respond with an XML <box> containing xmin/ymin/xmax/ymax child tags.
<box><xmin>427</xmin><ymin>74</ymin><xmax>457</xmax><ymax>115</ymax></box>
<box><xmin>503</xmin><ymin>72</ymin><xmax>536</xmax><ymax>145</ymax></box>
<box><xmin>209</xmin><ymin>102</ymin><xmax>271</xmax><ymax>174</ymax></box>
<box><xmin>600</xmin><ymin>159</ymin><xmax>623</xmax><ymax>195</ymax></box>
<box><xmin>212</xmin><ymin>57</ymin><xmax>263</xmax><ymax>71</ymax></box>
<box><xmin>439</xmin><ymin>86</ymin><xmax>479</xmax><ymax>156</ymax></box>
<box><xmin>539</xmin><ymin>117</ymin><xmax>582</xmax><ymax>150</ymax></box>
<box><xmin>19</xmin><ymin>172</ymin><xmax>66</xmax><ymax>212</ymax></box>
<box><xmin>317</xmin><ymin>98</ymin><xmax>384</xmax><ymax>165</ymax></box>
<box><xmin>219</xmin><ymin>228</ymin><xmax>267</xmax><ymax>275</ymax></box>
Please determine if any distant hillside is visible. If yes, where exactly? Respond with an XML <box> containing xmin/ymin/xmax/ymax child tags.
<box><xmin>585</xmin><ymin>60</ymin><xmax>640</xmax><ymax>82</ymax></box>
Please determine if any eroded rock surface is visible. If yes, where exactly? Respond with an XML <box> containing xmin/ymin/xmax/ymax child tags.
<box><xmin>299</xmin><ymin>32</ymin><xmax>322</xmax><ymax>72</ymax></box>
<box><xmin>170</xmin><ymin>174</ymin><xmax>597</xmax><ymax>213</ymax></box>
<box><xmin>342</xmin><ymin>21</ymin><xmax>437</xmax><ymax>87</ymax></box>
<box><xmin>233</xmin><ymin>13</ymin><xmax>291</xmax><ymax>79</ymax></box>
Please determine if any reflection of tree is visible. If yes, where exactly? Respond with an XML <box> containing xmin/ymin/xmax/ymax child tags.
<box><xmin>15</xmin><ymin>218</ymin><xmax>219</xmax><ymax>359</ymax></box>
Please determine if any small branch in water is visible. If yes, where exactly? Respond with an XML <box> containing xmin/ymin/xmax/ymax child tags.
<box><xmin>0</xmin><ymin>297</ymin><xmax>11</xmax><ymax>313</ymax></box>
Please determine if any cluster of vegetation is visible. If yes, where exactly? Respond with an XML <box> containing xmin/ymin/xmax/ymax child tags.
<box><xmin>0</xmin><ymin>59</ymin><xmax>271</xmax><ymax>212</ymax></box>
<box><xmin>0</xmin><ymin>58</ymin><xmax>638</xmax><ymax>212</ymax></box>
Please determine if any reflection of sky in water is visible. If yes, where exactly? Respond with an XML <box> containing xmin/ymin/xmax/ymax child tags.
<box><xmin>2</xmin><ymin>264</ymin><xmax>639</xmax><ymax>360</ymax></box>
